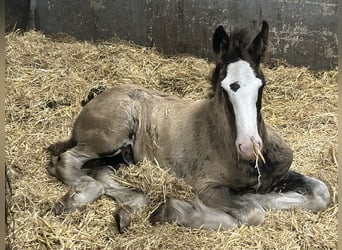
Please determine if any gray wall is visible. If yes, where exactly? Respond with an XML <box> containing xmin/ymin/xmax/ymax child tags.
<box><xmin>33</xmin><ymin>0</ymin><xmax>338</xmax><ymax>70</ymax></box>
<box><xmin>5</xmin><ymin>0</ymin><xmax>31</xmax><ymax>32</ymax></box>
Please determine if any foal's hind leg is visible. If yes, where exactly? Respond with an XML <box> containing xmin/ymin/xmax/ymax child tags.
<box><xmin>50</xmin><ymin>144</ymin><xmax>105</xmax><ymax>214</ymax></box>
<box><xmin>90</xmin><ymin>167</ymin><xmax>148</xmax><ymax>233</ymax></box>
<box><xmin>248</xmin><ymin>170</ymin><xmax>330</xmax><ymax>212</ymax></box>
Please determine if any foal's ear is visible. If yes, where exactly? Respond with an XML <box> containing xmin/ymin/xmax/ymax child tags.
<box><xmin>213</xmin><ymin>25</ymin><xmax>229</xmax><ymax>57</ymax></box>
<box><xmin>250</xmin><ymin>21</ymin><xmax>269</xmax><ymax>62</ymax></box>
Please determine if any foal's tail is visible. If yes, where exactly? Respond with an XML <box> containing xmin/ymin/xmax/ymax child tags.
<box><xmin>47</xmin><ymin>138</ymin><xmax>77</xmax><ymax>156</ymax></box>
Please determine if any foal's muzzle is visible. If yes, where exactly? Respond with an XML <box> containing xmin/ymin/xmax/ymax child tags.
<box><xmin>236</xmin><ymin>135</ymin><xmax>263</xmax><ymax>161</ymax></box>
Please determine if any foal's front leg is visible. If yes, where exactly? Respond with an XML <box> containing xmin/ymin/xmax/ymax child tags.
<box><xmin>249</xmin><ymin>170</ymin><xmax>330</xmax><ymax>212</ymax></box>
<box><xmin>149</xmin><ymin>185</ymin><xmax>265</xmax><ymax>230</ymax></box>
<box><xmin>149</xmin><ymin>197</ymin><xmax>241</xmax><ymax>230</ymax></box>
<box><xmin>256</xmin><ymin>125</ymin><xmax>330</xmax><ymax>211</ymax></box>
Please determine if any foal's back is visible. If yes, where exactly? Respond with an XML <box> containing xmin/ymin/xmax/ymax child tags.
<box><xmin>73</xmin><ymin>84</ymin><xmax>205</xmax><ymax>173</ymax></box>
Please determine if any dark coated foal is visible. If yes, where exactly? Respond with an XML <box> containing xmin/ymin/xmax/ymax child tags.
<box><xmin>47</xmin><ymin>21</ymin><xmax>330</xmax><ymax>232</ymax></box>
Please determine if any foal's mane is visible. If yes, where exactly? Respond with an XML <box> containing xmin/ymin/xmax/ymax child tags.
<box><xmin>229</xmin><ymin>28</ymin><xmax>252</xmax><ymax>51</ymax></box>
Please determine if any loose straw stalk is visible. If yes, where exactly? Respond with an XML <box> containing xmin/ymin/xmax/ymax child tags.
<box><xmin>251</xmin><ymin>137</ymin><xmax>266</xmax><ymax>190</ymax></box>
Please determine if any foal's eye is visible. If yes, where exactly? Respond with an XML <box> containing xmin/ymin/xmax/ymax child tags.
<box><xmin>230</xmin><ymin>82</ymin><xmax>240</xmax><ymax>92</ymax></box>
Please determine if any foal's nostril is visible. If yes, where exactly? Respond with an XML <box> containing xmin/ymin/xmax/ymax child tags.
<box><xmin>238</xmin><ymin>144</ymin><xmax>242</xmax><ymax>151</ymax></box>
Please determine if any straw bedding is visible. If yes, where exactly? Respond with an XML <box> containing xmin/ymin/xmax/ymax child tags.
<box><xmin>5</xmin><ymin>31</ymin><xmax>337</xmax><ymax>249</ymax></box>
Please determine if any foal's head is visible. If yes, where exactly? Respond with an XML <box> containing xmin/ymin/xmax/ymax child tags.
<box><xmin>211</xmin><ymin>21</ymin><xmax>269</xmax><ymax>161</ymax></box>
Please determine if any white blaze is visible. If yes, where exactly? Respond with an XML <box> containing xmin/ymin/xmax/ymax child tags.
<box><xmin>221</xmin><ymin>60</ymin><xmax>263</xmax><ymax>160</ymax></box>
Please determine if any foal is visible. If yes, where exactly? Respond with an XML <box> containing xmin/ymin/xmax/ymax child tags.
<box><xmin>48</xmin><ymin>21</ymin><xmax>330</xmax><ymax>232</ymax></box>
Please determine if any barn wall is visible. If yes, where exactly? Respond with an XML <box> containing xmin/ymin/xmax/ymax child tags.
<box><xmin>5</xmin><ymin>0</ymin><xmax>31</xmax><ymax>32</ymax></box>
<box><xmin>23</xmin><ymin>0</ymin><xmax>340</xmax><ymax>69</ymax></box>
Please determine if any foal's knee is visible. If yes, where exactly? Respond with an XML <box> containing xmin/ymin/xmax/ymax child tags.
<box><xmin>239</xmin><ymin>205</ymin><xmax>265</xmax><ymax>226</ymax></box>
<box><xmin>309</xmin><ymin>178</ymin><xmax>330</xmax><ymax>212</ymax></box>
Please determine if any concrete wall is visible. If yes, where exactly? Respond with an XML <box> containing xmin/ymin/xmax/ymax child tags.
<box><xmin>28</xmin><ymin>0</ymin><xmax>339</xmax><ymax>69</ymax></box>
<box><xmin>5</xmin><ymin>0</ymin><xmax>31</xmax><ymax>32</ymax></box>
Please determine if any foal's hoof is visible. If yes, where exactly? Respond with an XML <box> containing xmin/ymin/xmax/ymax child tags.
<box><xmin>114</xmin><ymin>206</ymin><xmax>132</xmax><ymax>233</ymax></box>
<box><xmin>149</xmin><ymin>203</ymin><xmax>167</xmax><ymax>225</ymax></box>
<box><xmin>53</xmin><ymin>192</ymin><xmax>85</xmax><ymax>215</ymax></box>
